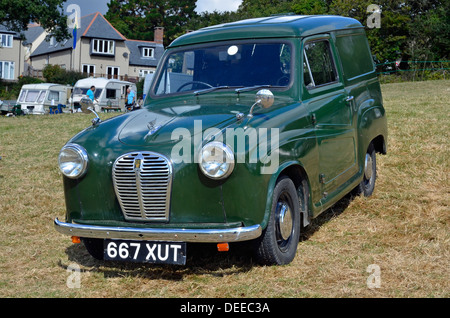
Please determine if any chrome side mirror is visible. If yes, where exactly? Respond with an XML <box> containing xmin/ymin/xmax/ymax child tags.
<box><xmin>80</xmin><ymin>96</ymin><xmax>101</xmax><ymax>125</ymax></box>
<box><xmin>248</xmin><ymin>89</ymin><xmax>274</xmax><ymax>119</ymax></box>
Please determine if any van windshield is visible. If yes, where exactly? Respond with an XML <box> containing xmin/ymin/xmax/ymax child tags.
<box><xmin>153</xmin><ymin>41</ymin><xmax>292</xmax><ymax>96</ymax></box>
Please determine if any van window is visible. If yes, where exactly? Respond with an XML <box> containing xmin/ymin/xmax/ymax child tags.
<box><xmin>37</xmin><ymin>91</ymin><xmax>46</xmax><ymax>103</ymax></box>
<box><xmin>335</xmin><ymin>33</ymin><xmax>374</xmax><ymax>80</ymax></box>
<box><xmin>106</xmin><ymin>89</ymin><xmax>117</xmax><ymax>99</ymax></box>
<box><xmin>303</xmin><ymin>40</ymin><xmax>337</xmax><ymax>88</ymax></box>
<box><xmin>47</xmin><ymin>91</ymin><xmax>59</xmax><ymax>101</ymax></box>
<box><xmin>25</xmin><ymin>90</ymin><xmax>40</xmax><ymax>102</ymax></box>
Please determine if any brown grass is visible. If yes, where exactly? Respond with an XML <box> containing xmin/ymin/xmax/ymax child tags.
<box><xmin>0</xmin><ymin>80</ymin><xmax>448</xmax><ymax>298</ymax></box>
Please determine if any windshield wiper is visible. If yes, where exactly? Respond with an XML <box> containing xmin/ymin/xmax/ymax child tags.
<box><xmin>235</xmin><ymin>85</ymin><xmax>281</xmax><ymax>94</ymax></box>
<box><xmin>194</xmin><ymin>85</ymin><xmax>244</xmax><ymax>96</ymax></box>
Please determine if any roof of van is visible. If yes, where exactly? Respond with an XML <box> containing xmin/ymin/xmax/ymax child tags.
<box><xmin>169</xmin><ymin>15</ymin><xmax>363</xmax><ymax>48</ymax></box>
<box><xmin>74</xmin><ymin>77</ymin><xmax>136</xmax><ymax>88</ymax></box>
<box><xmin>20</xmin><ymin>83</ymin><xmax>69</xmax><ymax>90</ymax></box>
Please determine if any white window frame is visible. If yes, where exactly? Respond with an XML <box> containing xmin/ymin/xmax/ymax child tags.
<box><xmin>139</xmin><ymin>69</ymin><xmax>154</xmax><ymax>78</ymax></box>
<box><xmin>92</xmin><ymin>39</ymin><xmax>115</xmax><ymax>55</ymax></box>
<box><xmin>0</xmin><ymin>61</ymin><xmax>15</xmax><ymax>79</ymax></box>
<box><xmin>82</xmin><ymin>64</ymin><xmax>96</xmax><ymax>76</ymax></box>
<box><xmin>142</xmin><ymin>47</ymin><xmax>154</xmax><ymax>58</ymax></box>
<box><xmin>0</xmin><ymin>34</ymin><xmax>13</xmax><ymax>48</ymax></box>
<box><xmin>107</xmin><ymin>66</ymin><xmax>120</xmax><ymax>79</ymax></box>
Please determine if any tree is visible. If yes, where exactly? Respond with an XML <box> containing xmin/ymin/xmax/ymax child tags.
<box><xmin>0</xmin><ymin>0</ymin><xmax>70</xmax><ymax>42</ymax></box>
<box><xmin>105</xmin><ymin>0</ymin><xmax>197</xmax><ymax>46</ymax></box>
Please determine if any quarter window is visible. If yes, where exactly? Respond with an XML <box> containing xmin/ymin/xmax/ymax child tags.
<box><xmin>303</xmin><ymin>40</ymin><xmax>337</xmax><ymax>88</ymax></box>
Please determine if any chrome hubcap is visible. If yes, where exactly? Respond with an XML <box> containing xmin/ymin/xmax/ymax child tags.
<box><xmin>364</xmin><ymin>153</ymin><xmax>373</xmax><ymax>180</ymax></box>
<box><xmin>276</xmin><ymin>202</ymin><xmax>293</xmax><ymax>241</ymax></box>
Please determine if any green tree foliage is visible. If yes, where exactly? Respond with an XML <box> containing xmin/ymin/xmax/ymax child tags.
<box><xmin>43</xmin><ymin>64</ymin><xmax>84</xmax><ymax>86</ymax></box>
<box><xmin>0</xmin><ymin>0</ymin><xmax>70</xmax><ymax>42</ymax></box>
<box><xmin>105</xmin><ymin>0</ymin><xmax>197</xmax><ymax>46</ymax></box>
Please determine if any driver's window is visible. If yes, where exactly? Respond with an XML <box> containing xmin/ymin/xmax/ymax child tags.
<box><xmin>303</xmin><ymin>40</ymin><xmax>338</xmax><ymax>89</ymax></box>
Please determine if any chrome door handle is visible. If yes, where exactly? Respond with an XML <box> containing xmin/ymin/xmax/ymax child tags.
<box><xmin>346</xmin><ymin>96</ymin><xmax>354</xmax><ymax>102</ymax></box>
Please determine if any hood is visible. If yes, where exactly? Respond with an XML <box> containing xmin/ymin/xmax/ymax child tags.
<box><xmin>118</xmin><ymin>102</ymin><xmax>244</xmax><ymax>147</ymax></box>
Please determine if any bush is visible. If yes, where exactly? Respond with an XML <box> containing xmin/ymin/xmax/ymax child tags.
<box><xmin>43</xmin><ymin>64</ymin><xmax>84</xmax><ymax>86</ymax></box>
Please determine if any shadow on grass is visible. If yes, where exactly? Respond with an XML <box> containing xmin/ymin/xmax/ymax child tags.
<box><xmin>58</xmin><ymin>193</ymin><xmax>357</xmax><ymax>280</ymax></box>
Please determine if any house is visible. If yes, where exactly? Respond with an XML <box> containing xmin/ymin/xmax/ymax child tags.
<box><xmin>1</xmin><ymin>12</ymin><xmax>164</xmax><ymax>83</ymax></box>
<box><xmin>29</xmin><ymin>12</ymin><xmax>164</xmax><ymax>82</ymax></box>
<box><xmin>0</xmin><ymin>25</ymin><xmax>23</xmax><ymax>80</ymax></box>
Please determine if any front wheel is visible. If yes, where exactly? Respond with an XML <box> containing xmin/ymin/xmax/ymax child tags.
<box><xmin>255</xmin><ymin>176</ymin><xmax>300</xmax><ymax>265</ymax></box>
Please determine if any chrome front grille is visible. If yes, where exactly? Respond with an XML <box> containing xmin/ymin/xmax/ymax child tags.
<box><xmin>112</xmin><ymin>152</ymin><xmax>172</xmax><ymax>221</ymax></box>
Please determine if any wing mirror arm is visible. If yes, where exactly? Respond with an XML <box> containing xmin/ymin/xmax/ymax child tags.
<box><xmin>247</xmin><ymin>89</ymin><xmax>274</xmax><ymax>120</ymax></box>
<box><xmin>80</xmin><ymin>96</ymin><xmax>102</xmax><ymax>125</ymax></box>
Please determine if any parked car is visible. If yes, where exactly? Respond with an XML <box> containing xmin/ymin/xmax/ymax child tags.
<box><xmin>70</xmin><ymin>77</ymin><xmax>137</xmax><ymax>112</ymax></box>
<box><xmin>54</xmin><ymin>15</ymin><xmax>387</xmax><ymax>265</ymax></box>
<box><xmin>17</xmin><ymin>83</ymin><xmax>71</xmax><ymax>114</ymax></box>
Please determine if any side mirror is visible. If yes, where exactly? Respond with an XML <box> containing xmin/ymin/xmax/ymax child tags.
<box><xmin>248</xmin><ymin>89</ymin><xmax>274</xmax><ymax>119</ymax></box>
<box><xmin>80</xmin><ymin>96</ymin><xmax>101</xmax><ymax>125</ymax></box>
<box><xmin>255</xmin><ymin>89</ymin><xmax>274</xmax><ymax>109</ymax></box>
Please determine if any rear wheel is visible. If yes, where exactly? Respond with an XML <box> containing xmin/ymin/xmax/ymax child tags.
<box><xmin>356</xmin><ymin>143</ymin><xmax>377</xmax><ymax>197</ymax></box>
<box><xmin>255</xmin><ymin>176</ymin><xmax>300</xmax><ymax>265</ymax></box>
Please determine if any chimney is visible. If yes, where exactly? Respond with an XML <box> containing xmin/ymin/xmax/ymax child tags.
<box><xmin>154</xmin><ymin>27</ymin><xmax>164</xmax><ymax>45</ymax></box>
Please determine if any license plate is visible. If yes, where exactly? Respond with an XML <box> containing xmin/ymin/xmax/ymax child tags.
<box><xmin>104</xmin><ymin>239</ymin><xmax>186</xmax><ymax>265</ymax></box>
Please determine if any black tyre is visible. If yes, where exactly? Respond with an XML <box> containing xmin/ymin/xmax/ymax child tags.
<box><xmin>255</xmin><ymin>176</ymin><xmax>300</xmax><ymax>265</ymax></box>
<box><xmin>356</xmin><ymin>143</ymin><xmax>377</xmax><ymax>197</ymax></box>
<box><xmin>82</xmin><ymin>238</ymin><xmax>104</xmax><ymax>260</ymax></box>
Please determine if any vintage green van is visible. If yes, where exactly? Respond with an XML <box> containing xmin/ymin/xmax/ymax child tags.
<box><xmin>54</xmin><ymin>15</ymin><xmax>387</xmax><ymax>265</ymax></box>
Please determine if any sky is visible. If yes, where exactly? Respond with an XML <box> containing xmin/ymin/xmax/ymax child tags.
<box><xmin>64</xmin><ymin>0</ymin><xmax>243</xmax><ymax>17</ymax></box>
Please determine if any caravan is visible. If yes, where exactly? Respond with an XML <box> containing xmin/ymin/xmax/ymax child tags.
<box><xmin>18</xmin><ymin>83</ymin><xmax>71</xmax><ymax>114</ymax></box>
<box><xmin>70</xmin><ymin>77</ymin><xmax>137</xmax><ymax>112</ymax></box>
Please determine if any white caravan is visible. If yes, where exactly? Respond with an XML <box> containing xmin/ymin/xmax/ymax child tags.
<box><xmin>18</xmin><ymin>83</ymin><xmax>71</xmax><ymax>114</ymax></box>
<box><xmin>70</xmin><ymin>77</ymin><xmax>137</xmax><ymax>112</ymax></box>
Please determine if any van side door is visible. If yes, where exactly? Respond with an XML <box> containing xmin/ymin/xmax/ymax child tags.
<box><xmin>301</xmin><ymin>35</ymin><xmax>357</xmax><ymax>205</ymax></box>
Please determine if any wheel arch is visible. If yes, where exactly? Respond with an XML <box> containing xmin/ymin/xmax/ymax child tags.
<box><xmin>262</xmin><ymin>161</ymin><xmax>312</xmax><ymax>230</ymax></box>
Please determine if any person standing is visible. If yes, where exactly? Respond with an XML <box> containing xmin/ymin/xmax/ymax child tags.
<box><xmin>87</xmin><ymin>86</ymin><xmax>95</xmax><ymax>101</ymax></box>
<box><xmin>126</xmin><ymin>87</ymin><xmax>137</xmax><ymax>111</ymax></box>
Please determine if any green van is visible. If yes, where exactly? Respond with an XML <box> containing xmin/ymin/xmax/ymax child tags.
<box><xmin>54</xmin><ymin>15</ymin><xmax>387</xmax><ymax>265</ymax></box>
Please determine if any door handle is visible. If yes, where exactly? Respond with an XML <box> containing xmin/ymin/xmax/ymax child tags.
<box><xmin>346</xmin><ymin>96</ymin><xmax>354</xmax><ymax>102</ymax></box>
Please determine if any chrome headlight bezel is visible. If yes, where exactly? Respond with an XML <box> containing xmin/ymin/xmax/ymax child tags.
<box><xmin>198</xmin><ymin>141</ymin><xmax>235</xmax><ymax>180</ymax></box>
<box><xmin>58</xmin><ymin>143</ymin><xmax>89</xmax><ymax>179</ymax></box>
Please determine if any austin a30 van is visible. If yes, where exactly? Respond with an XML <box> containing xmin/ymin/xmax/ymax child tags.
<box><xmin>54</xmin><ymin>15</ymin><xmax>387</xmax><ymax>265</ymax></box>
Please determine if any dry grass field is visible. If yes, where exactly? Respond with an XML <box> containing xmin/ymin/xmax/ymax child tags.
<box><xmin>0</xmin><ymin>80</ymin><xmax>448</xmax><ymax>298</ymax></box>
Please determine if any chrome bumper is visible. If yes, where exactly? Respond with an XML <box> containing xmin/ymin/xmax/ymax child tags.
<box><xmin>54</xmin><ymin>218</ymin><xmax>262</xmax><ymax>243</ymax></box>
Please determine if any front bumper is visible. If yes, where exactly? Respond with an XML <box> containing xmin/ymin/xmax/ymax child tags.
<box><xmin>54</xmin><ymin>218</ymin><xmax>262</xmax><ymax>243</ymax></box>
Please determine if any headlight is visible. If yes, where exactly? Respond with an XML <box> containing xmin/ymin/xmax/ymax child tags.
<box><xmin>58</xmin><ymin>143</ymin><xmax>89</xmax><ymax>179</ymax></box>
<box><xmin>198</xmin><ymin>141</ymin><xmax>235</xmax><ymax>179</ymax></box>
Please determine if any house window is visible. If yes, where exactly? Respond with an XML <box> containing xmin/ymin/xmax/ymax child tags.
<box><xmin>0</xmin><ymin>34</ymin><xmax>13</xmax><ymax>48</ymax></box>
<box><xmin>82</xmin><ymin>64</ymin><xmax>95</xmax><ymax>76</ymax></box>
<box><xmin>139</xmin><ymin>69</ymin><xmax>154</xmax><ymax>78</ymax></box>
<box><xmin>142</xmin><ymin>47</ymin><xmax>154</xmax><ymax>58</ymax></box>
<box><xmin>0</xmin><ymin>61</ymin><xmax>15</xmax><ymax>79</ymax></box>
<box><xmin>107</xmin><ymin>66</ymin><xmax>119</xmax><ymax>79</ymax></box>
<box><xmin>92</xmin><ymin>39</ymin><xmax>115</xmax><ymax>55</ymax></box>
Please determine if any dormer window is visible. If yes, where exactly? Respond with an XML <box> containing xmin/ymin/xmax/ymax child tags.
<box><xmin>92</xmin><ymin>39</ymin><xmax>115</xmax><ymax>55</ymax></box>
<box><xmin>142</xmin><ymin>47</ymin><xmax>154</xmax><ymax>58</ymax></box>
<box><xmin>0</xmin><ymin>34</ymin><xmax>13</xmax><ymax>48</ymax></box>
